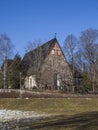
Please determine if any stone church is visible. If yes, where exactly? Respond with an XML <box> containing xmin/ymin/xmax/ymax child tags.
<box><xmin>22</xmin><ymin>38</ymin><xmax>73</xmax><ymax>91</ymax></box>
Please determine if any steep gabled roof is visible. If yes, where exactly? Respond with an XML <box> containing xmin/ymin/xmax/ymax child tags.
<box><xmin>22</xmin><ymin>38</ymin><xmax>67</xmax><ymax>75</ymax></box>
<box><xmin>22</xmin><ymin>38</ymin><xmax>57</xmax><ymax>71</ymax></box>
<box><xmin>24</xmin><ymin>38</ymin><xmax>57</xmax><ymax>59</ymax></box>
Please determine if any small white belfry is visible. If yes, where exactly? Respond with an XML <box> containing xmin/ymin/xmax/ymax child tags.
<box><xmin>25</xmin><ymin>75</ymin><xmax>37</xmax><ymax>89</ymax></box>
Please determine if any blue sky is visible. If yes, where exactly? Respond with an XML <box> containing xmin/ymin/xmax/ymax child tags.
<box><xmin>0</xmin><ymin>0</ymin><xmax>98</xmax><ymax>57</ymax></box>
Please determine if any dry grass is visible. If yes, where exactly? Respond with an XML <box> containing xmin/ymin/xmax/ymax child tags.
<box><xmin>31</xmin><ymin>111</ymin><xmax>98</xmax><ymax>130</ymax></box>
<box><xmin>0</xmin><ymin>98</ymin><xmax>98</xmax><ymax>115</ymax></box>
<box><xmin>1</xmin><ymin>98</ymin><xmax>98</xmax><ymax>129</ymax></box>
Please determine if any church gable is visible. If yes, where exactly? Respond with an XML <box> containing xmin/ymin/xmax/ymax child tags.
<box><xmin>23</xmin><ymin>38</ymin><xmax>73</xmax><ymax>90</ymax></box>
<box><xmin>49</xmin><ymin>41</ymin><xmax>65</xmax><ymax>59</ymax></box>
<box><xmin>43</xmin><ymin>40</ymin><xmax>71</xmax><ymax>72</ymax></box>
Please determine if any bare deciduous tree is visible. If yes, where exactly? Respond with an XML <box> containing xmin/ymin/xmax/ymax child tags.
<box><xmin>0</xmin><ymin>33</ymin><xmax>14</xmax><ymax>89</ymax></box>
<box><xmin>25</xmin><ymin>39</ymin><xmax>42</xmax><ymax>53</ymax></box>
<box><xmin>0</xmin><ymin>34</ymin><xmax>13</xmax><ymax>60</ymax></box>
<box><xmin>74</xmin><ymin>50</ymin><xmax>84</xmax><ymax>72</ymax></box>
<box><xmin>80</xmin><ymin>28</ymin><xmax>98</xmax><ymax>92</ymax></box>
<box><xmin>64</xmin><ymin>34</ymin><xmax>78</xmax><ymax>74</ymax></box>
<box><xmin>23</xmin><ymin>40</ymin><xmax>46</xmax><ymax>88</ymax></box>
<box><xmin>64</xmin><ymin>34</ymin><xmax>78</xmax><ymax>92</ymax></box>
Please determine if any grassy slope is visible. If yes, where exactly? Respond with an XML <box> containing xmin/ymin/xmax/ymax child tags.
<box><xmin>0</xmin><ymin>98</ymin><xmax>98</xmax><ymax>115</ymax></box>
<box><xmin>0</xmin><ymin>98</ymin><xmax>98</xmax><ymax>130</ymax></box>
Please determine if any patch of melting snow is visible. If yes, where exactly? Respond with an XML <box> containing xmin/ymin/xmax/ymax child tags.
<box><xmin>0</xmin><ymin>109</ymin><xmax>48</xmax><ymax>122</ymax></box>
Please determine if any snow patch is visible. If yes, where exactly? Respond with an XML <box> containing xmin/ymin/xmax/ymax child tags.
<box><xmin>0</xmin><ymin>109</ymin><xmax>48</xmax><ymax>122</ymax></box>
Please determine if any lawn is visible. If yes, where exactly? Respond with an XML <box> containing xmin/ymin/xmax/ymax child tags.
<box><xmin>0</xmin><ymin>98</ymin><xmax>98</xmax><ymax>115</ymax></box>
<box><xmin>0</xmin><ymin>98</ymin><xmax>98</xmax><ymax>130</ymax></box>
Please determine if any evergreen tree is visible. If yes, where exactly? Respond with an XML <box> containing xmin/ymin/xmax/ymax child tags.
<box><xmin>82</xmin><ymin>71</ymin><xmax>92</xmax><ymax>91</ymax></box>
<box><xmin>0</xmin><ymin>69</ymin><xmax>3</xmax><ymax>88</ymax></box>
<box><xmin>7</xmin><ymin>54</ymin><xmax>22</xmax><ymax>89</ymax></box>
